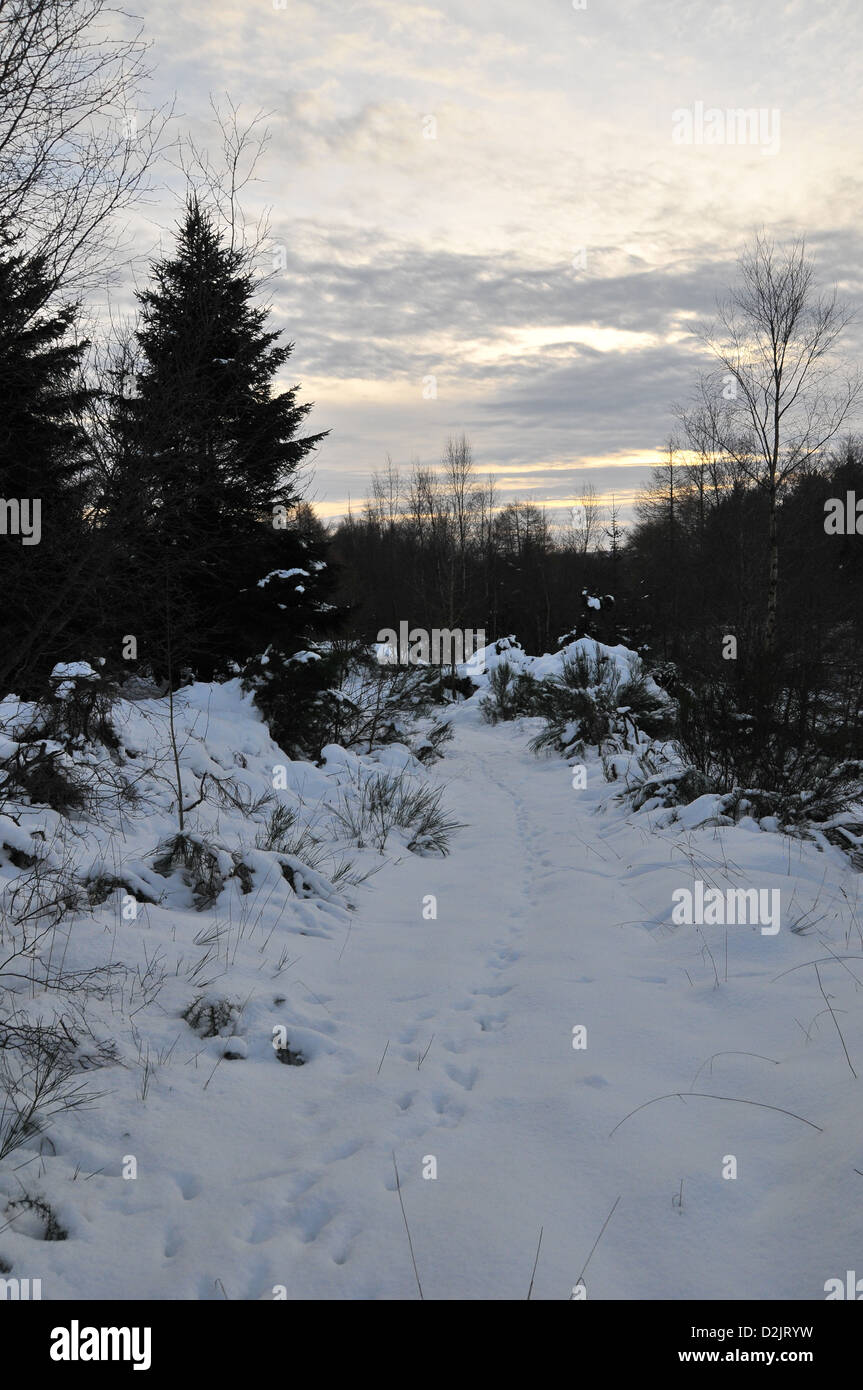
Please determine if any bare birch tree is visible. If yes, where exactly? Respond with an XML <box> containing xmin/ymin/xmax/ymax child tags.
<box><xmin>698</xmin><ymin>234</ymin><xmax>861</xmax><ymax>654</ymax></box>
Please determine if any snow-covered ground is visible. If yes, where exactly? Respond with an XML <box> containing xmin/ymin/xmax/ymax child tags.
<box><xmin>1</xmin><ymin>675</ymin><xmax>862</xmax><ymax>1299</ymax></box>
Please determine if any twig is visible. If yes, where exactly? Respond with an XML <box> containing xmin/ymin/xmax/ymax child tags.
<box><xmin>689</xmin><ymin>1051</ymin><xmax>779</xmax><ymax>1090</ymax></box>
<box><xmin>202</xmin><ymin>1053</ymin><xmax>224</xmax><ymax>1091</ymax></box>
<box><xmin>772</xmin><ymin>955</ymin><xmax>863</xmax><ymax>982</ymax></box>
<box><xmin>526</xmin><ymin>1226</ymin><xmax>543</xmax><ymax>1300</ymax></box>
<box><xmin>337</xmin><ymin>919</ymin><xmax>352</xmax><ymax>963</ymax></box>
<box><xmin>392</xmin><ymin>1151</ymin><xmax>423</xmax><ymax>1299</ymax></box>
<box><xmin>417</xmin><ymin>1034</ymin><xmax>435</xmax><ymax>1070</ymax></box>
<box><xmin>697</xmin><ymin>926</ymin><xmax>720</xmax><ymax>988</ymax></box>
<box><xmin>295</xmin><ymin>979</ymin><xmax>333</xmax><ymax>1015</ymax></box>
<box><xmin>814</xmin><ymin>962</ymin><xmax>857</xmax><ymax>1078</ymax></box>
<box><xmin>609</xmin><ymin>1092</ymin><xmax>822</xmax><ymax>1136</ymax></box>
<box><xmin>574</xmin><ymin>1195</ymin><xmax>621</xmax><ymax>1293</ymax></box>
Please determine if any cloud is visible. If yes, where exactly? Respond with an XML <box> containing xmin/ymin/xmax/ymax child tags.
<box><xmin>108</xmin><ymin>0</ymin><xmax>863</xmax><ymax>522</ymax></box>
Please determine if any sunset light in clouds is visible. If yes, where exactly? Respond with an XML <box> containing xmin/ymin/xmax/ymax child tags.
<box><xmin>121</xmin><ymin>0</ymin><xmax>863</xmax><ymax>526</ymax></box>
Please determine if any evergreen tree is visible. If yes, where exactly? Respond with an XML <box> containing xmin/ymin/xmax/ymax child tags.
<box><xmin>106</xmin><ymin>200</ymin><xmax>330</xmax><ymax>682</ymax></box>
<box><xmin>241</xmin><ymin>502</ymin><xmax>347</xmax><ymax>761</ymax></box>
<box><xmin>0</xmin><ymin>236</ymin><xmax>94</xmax><ymax>694</ymax></box>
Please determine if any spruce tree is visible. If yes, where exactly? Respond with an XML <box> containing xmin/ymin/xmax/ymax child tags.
<box><xmin>107</xmin><ymin>200</ymin><xmax>331</xmax><ymax>683</ymax></box>
<box><xmin>0</xmin><ymin>236</ymin><xmax>93</xmax><ymax>694</ymax></box>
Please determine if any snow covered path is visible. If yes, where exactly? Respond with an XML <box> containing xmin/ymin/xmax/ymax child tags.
<box><xmin>5</xmin><ymin>696</ymin><xmax>861</xmax><ymax>1300</ymax></box>
<box><xmin>291</xmin><ymin>711</ymin><xmax>862</xmax><ymax>1301</ymax></box>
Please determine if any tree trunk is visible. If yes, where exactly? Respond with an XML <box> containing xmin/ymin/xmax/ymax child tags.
<box><xmin>764</xmin><ymin>482</ymin><xmax>779</xmax><ymax>656</ymax></box>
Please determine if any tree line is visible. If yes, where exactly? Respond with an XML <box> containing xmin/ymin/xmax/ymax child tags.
<box><xmin>330</xmin><ymin>236</ymin><xmax>863</xmax><ymax>782</ymax></box>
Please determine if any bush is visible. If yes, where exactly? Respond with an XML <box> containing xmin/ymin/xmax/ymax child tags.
<box><xmin>243</xmin><ymin>646</ymin><xmax>348</xmax><ymax>764</ymax></box>
<box><xmin>0</xmin><ymin>679</ymin><xmax>137</xmax><ymax>820</ymax></box>
<box><xmin>152</xmin><ymin>833</ymin><xmax>230</xmax><ymax>909</ymax></box>
<box><xmin>624</xmin><ymin>763</ymin><xmax>716</xmax><ymax>810</ymax></box>
<box><xmin>480</xmin><ymin>647</ymin><xmax>671</xmax><ymax>756</ymax></box>
<box><xmin>430</xmin><ymin>671</ymin><xmax>477</xmax><ymax>703</ymax></box>
<box><xmin>2</xmin><ymin>1194</ymin><xmax>68</xmax><ymax>1240</ymax></box>
<box><xmin>182</xmin><ymin>995</ymin><xmax>240</xmax><ymax>1039</ymax></box>
<box><xmin>331</xmin><ymin>767</ymin><xmax>464</xmax><ymax>856</ymax></box>
<box><xmin>246</xmin><ymin>643</ymin><xmax>446</xmax><ymax>763</ymax></box>
<box><xmin>38</xmin><ymin>677</ymin><xmax>120</xmax><ymax>750</ymax></box>
<box><xmin>676</xmin><ymin>657</ymin><xmax>863</xmax><ymax>821</ymax></box>
<box><xmin>0</xmin><ymin>1022</ymin><xmax>100</xmax><ymax>1162</ymax></box>
<box><xmin>414</xmin><ymin>719</ymin><xmax>454</xmax><ymax>764</ymax></box>
<box><xmin>0</xmin><ymin>741</ymin><xmax>89</xmax><ymax>813</ymax></box>
<box><xmin>479</xmin><ymin>662</ymin><xmax>544</xmax><ymax>724</ymax></box>
<box><xmin>253</xmin><ymin>803</ymin><xmax>370</xmax><ymax>893</ymax></box>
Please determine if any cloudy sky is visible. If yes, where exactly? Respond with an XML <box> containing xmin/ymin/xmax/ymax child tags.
<box><xmin>124</xmin><ymin>0</ymin><xmax>863</xmax><ymax>526</ymax></box>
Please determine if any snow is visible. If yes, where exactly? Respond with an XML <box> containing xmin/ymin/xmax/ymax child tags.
<box><xmin>49</xmin><ymin>660</ymin><xmax>99</xmax><ymax>698</ymax></box>
<box><xmin>0</xmin><ymin>672</ymin><xmax>861</xmax><ymax>1299</ymax></box>
<box><xmin>0</xmin><ymin>813</ymin><xmax>50</xmax><ymax>861</ymax></box>
<box><xmin>459</xmin><ymin>633</ymin><xmax>652</xmax><ymax>693</ymax></box>
<box><xmin>676</xmin><ymin>793</ymin><xmax>727</xmax><ymax>830</ymax></box>
<box><xmin>257</xmin><ymin>569</ymin><xmax>309</xmax><ymax>587</ymax></box>
<box><xmin>50</xmin><ymin>662</ymin><xmax>98</xmax><ymax>680</ymax></box>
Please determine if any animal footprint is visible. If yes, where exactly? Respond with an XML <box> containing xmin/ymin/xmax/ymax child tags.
<box><xmin>476</xmin><ymin>1012</ymin><xmax>506</xmax><ymax>1032</ymax></box>
<box><xmin>444</xmin><ymin>1063</ymin><xmax>478</xmax><ymax>1091</ymax></box>
<box><xmin>431</xmin><ymin>1092</ymin><xmax>464</xmax><ymax>1125</ymax></box>
<box><xmin>293</xmin><ymin>1194</ymin><xmax>336</xmax><ymax>1244</ymax></box>
<box><xmin>324</xmin><ymin>1138</ymin><xmax>364</xmax><ymax>1162</ymax></box>
<box><xmin>174</xmin><ymin>1172</ymin><xmax>201</xmax><ymax>1201</ymax></box>
<box><xmin>490</xmin><ymin>948</ymin><xmax>521</xmax><ymax>971</ymax></box>
<box><xmin>164</xmin><ymin>1227</ymin><xmax>182</xmax><ymax>1258</ymax></box>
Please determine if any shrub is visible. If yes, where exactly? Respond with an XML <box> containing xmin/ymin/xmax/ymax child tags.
<box><xmin>0</xmin><ymin>741</ymin><xmax>89</xmax><ymax>814</ymax></box>
<box><xmin>479</xmin><ymin>662</ymin><xmax>544</xmax><ymax>724</ymax></box>
<box><xmin>183</xmin><ymin>995</ymin><xmax>240</xmax><ymax>1039</ymax></box>
<box><xmin>2</xmin><ymin>1194</ymin><xmax>67</xmax><ymax>1241</ymax></box>
<box><xmin>414</xmin><ymin>719</ymin><xmax>454</xmax><ymax>764</ymax></box>
<box><xmin>246</xmin><ymin>643</ymin><xmax>445</xmax><ymax>762</ymax></box>
<box><xmin>430</xmin><ymin>671</ymin><xmax>477</xmax><ymax>703</ymax></box>
<box><xmin>254</xmin><ymin>804</ymin><xmax>370</xmax><ymax>893</ymax></box>
<box><xmin>676</xmin><ymin>657</ymin><xmax>863</xmax><ymax>821</ymax></box>
<box><xmin>37</xmin><ymin>678</ymin><xmax>120</xmax><ymax>750</ymax></box>
<box><xmin>0</xmin><ymin>1023</ymin><xmax>100</xmax><ymax>1161</ymax></box>
<box><xmin>331</xmin><ymin>767</ymin><xmax>464</xmax><ymax>856</ymax></box>
<box><xmin>152</xmin><ymin>833</ymin><xmax>230</xmax><ymax>909</ymax></box>
<box><xmin>242</xmin><ymin>643</ymin><xmax>342</xmax><ymax>762</ymax></box>
<box><xmin>527</xmin><ymin>651</ymin><xmax>671</xmax><ymax>758</ymax></box>
<box><xmin>0</xmin><ymin>682</ymin><xmax>138</xmax><ymax>819</ymax></box>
